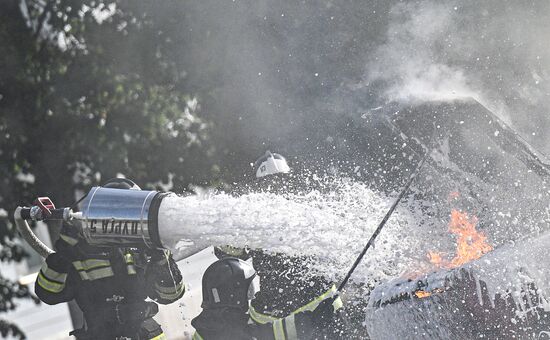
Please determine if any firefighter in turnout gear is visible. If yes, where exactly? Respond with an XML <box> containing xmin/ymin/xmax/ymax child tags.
<box><xmin>192</xmin><ymin>258</ymin><xmax>341</xmax><ymax>340</ymax></box>
<box><xmin>215</xmin><ymin>151</ymin><xmax>349</xmax><ymax>338</ymax></box>
<box><xmin>35</xmin><ymin>178</ymin><xmax>185</xmax><ymax>340</ymax></box>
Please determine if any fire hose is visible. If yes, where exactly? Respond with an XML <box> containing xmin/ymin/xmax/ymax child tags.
<box><xmin>14</xmin><ymin>207</ymin><xmax>55</xmax><ymax>258</ymax></box>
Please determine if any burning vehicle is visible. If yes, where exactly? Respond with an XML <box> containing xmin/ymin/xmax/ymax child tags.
<box><xmin>366</xmin><ymin>227</ymin><xmax>550</xmax><ymax>339</ymax></box>
<box><xmin>355</xmin><ymin>98</ymin><xmax>550</xmax><ymax>339</ymax></box>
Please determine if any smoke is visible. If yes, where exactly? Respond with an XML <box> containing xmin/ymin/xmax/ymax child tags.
<box><xmin>367</xmin><ymin>2</ymin><xmax>478</xmax><ymax>103</ymax></box>
<box><xmin>366</xmin><ymin>0</ymin><xmax>550</xmax><ymax>152</ymax></box>
<box><xmin>176</xmin><ymin>0</ymin><xmax>550</xmax><ymax>160</ymax></box>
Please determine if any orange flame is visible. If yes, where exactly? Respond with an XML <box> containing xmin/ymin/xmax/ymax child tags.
<box><xmin>427</xmin><ymin>251</ymin><xmax>443</xmax><ymax>266</ymax></box>
<box><xmin>415</xmin><ymin>290</ymin><xmax>432</xmax><ymax>298</ymax></box>
<box><xmin>414</xmin><ymin>288</ymin><xmax>445</xmax><ymax>298</ymax></box>
<box><xmin>428</xmin><ymin>209</ymin><xmax>493</xmax><ymax>269</ymax></box>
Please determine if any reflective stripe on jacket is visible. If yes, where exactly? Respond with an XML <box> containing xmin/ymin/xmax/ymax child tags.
<box><xmin>192</xmin><ymin>331</ymin><xmax>205</xmax><ymax>340</ymax></box>
<box><xmin>250</xmin><ymin>284</ymin><xmax>342</xmax><ymax>324</ymax></box>
<box><xmin>37</xmin><ymin>263</ymin><xmax>68</xmax><ymax>293</ymax></box>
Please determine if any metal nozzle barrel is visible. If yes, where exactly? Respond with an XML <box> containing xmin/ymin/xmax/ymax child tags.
<box><xmin>79</xmin><ymin>187</ymin><xmax>169</xmax><ymax>249</ymax></box>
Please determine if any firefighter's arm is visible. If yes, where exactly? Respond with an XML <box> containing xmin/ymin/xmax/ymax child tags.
<box><xmin>35</xmin><ymin>226</ymin><xmax>81</xmax><ymax>304</ymax></box>
<box><xmin>249</xmin><ymin>294</ymin><xmax>343</xmax><ymax>340</ymax></box>
<box><xmin>34</xmin><ymin>251</ymin><xmax>75</xmax><ymax>304</ymax></box>
<box><xmin>145</xmin><ymin>249</ymin><xmax>185</xmax><ymax>304</ymax></box>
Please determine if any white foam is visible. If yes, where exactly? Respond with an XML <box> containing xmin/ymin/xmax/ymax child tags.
<box><xmin>157</xmin><ymin>178</ymin><xmax>421</xmax><ymax>282</ymax></box>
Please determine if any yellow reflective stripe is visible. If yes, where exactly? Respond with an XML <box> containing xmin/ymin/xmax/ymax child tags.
<box><xmin>72</xmin><ymin>259</ymin><xmax>111</xmax><ymax>271</ymax></box>
<box><xmin>59</xmin><ymin>233</ymin><xmax>78</xmax><ymax>246</ymax></box>
<box><xmin>250</xmin><ymin>285</ymin><xmax>341</xmax><ymax>328</ymax></box>
<box><xmin>284</xmin><ymin>314</ymin><xmax>298</xmax><ymax>340</ymax></box>
<box><xmin>41</xmin><ymin>265</ymin><xmax>67</xmax><ymax>283</ymax></box>
<box><xmin>332</xmin><ymin>296</ymin><xmax>343</xmax><ymax>312</ymax></box>
<box><xmin>73</xmin><ymin>259</ymin><xmax>113</xmax><ymax>280</ymax></box>
<box><xmin>77</xmin><ymin>266</ymin><xmax>114</xmax><ymax>281</ymax></box>
<box><xmin>78</xmin><ymin>271</ymin><xmax>90</xmax><ymax>280</ymax></box>
<box><xmin>273</xmin><ymin>319</ymin><xmax>286</xmax><ymax>340</ymax></box>
<box><xmin>148</xmin><ymin>333</ymin><xmax>166</xmax><ymax>340</ymax></box>
<box><xmin>73</xmin><ymin>259</ymin><xmax>111</xmax><ymax>271</ymax></box>
<box><xmin>154</xmin><ymin>281</ymin><xmax>184</xmax><ymax>294</ymax></box>
<box><xmin>218</xmin><ymin>245</ymin><xmax>246</xmax><ymax>257</ymax></box>
<box><xmin>192</xmin><ymin>332</ymin><xmax>204</xmax><ymax>340</ymax></box>
<box><xmin>37</xmin><ymin>272</ymin><xmax>65</xmax><ymax>293</ymax></box>
<box><xmin>125</xmin><ymin>254</ymin><xmax>136</xmax><ymax>274</ymax></box>
<box><xmin>86</xmin><ymin>266</ymin><xmax>114</xmax><ymax>280</ymax></box>
<box><xmin>127</xmin><ymin>264</ymin><xmax>137</xmax><ymax>275</ymax></box>
<box><xmin>157</xmin><ymin>291</ymin><xmax>182</xmax><ymax>300</ymax></box>
<box><xmin>293</xmin><ymin>285</ymin><xmax>337</xmax><ymax>313</ymax></box>
<box><xmin>81</xmin><ymin>259</ymin><xmax>110</xmax><ymax>270</ymax></box>
<box><xmin>72</xmin><ymin>261</ymin><xmax>84</xmax><ymax>271</ymax></box>
<box><xmin>156</xmin><ymin>284</ymin><xmax>185</xmax><ymax>300</ymax></box>
<box><xmin>124</xmin><ymin>253</ymin><xmax>134</xmax><ymax>264</ymax></box>
<box><xmin>249</xmin><ymin>305</ymin><xmax>279</xmax><ymax>324</ymax></box>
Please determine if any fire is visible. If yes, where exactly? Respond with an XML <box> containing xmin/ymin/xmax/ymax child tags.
<box><xmin>415</xmin><ymin>290</ymin><xmax>432</xmax><ymax>298</ymax></box>
<box><xmin>427</xmin><ymin>251</ymin><xmax>443</xmax><ymax>266</ymax></box>
<box><xmin>414</xmin><ymin>288</ymin><xmax>445</xmax><ymax>299</ymax></box>
<box><xmin>428</xmin><ymin>209</ymin><xmax>493</xmax><ymax>269</ymax></box>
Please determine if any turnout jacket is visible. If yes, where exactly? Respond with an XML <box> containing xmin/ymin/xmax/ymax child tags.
<box><xmin>215</xmin><ymin>249</ymin><xmax>334</xmax><ymax>317</ymax></box>
<box><xmin>191</xmin><ymin>306</ymin><xmax>317</xmax><ymax>340</ymax></box>
<box><xmin>192</xmin><ymin>279</ymin><xmax>343</xmax><ymax>340</ymax></box>
<box><xmin>35</xmin><ymin>224</ymin><xmax>184</xmax><ymax>339</ymax></box>
<box><xmin>249</xmin><ymin>250</ymin><xmax>333</xmax><ymax>317</ymax></box>
<box><xmin>214</xmin><ymin>249</ymin><xmax>348</xmax><ymax>339</ymax></box>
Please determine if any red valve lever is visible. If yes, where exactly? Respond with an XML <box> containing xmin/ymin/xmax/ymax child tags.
<box><xmin>34</xmin><ymin>197</ymin><xmax>56</xmax><ymax>217</ymax></box>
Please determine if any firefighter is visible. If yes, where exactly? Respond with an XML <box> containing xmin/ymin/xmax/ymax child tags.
<box><xmin>192</xmin><ymin>257</ymin><xmax>341</xmax><ymax>340</ymax></box>
<box><xmin>35</xmin><ymin>178</ymin><xmax>185</xmax><ymax>340</ymax></box>
<box><xmin>215</xmin><ymin>151</ymin><xmax>349</xmax><ymax>338</ymax></box>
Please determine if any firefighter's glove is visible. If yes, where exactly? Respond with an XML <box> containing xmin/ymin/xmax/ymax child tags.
<box><xmin>53</xmin><ymin>238</ymin><xmax>81</xmax><ymax>265</ymax></box>
<box><xmin>310</xmin><ymin>295</ymin><xmax>342</xmax><ymax>328</ymax></box>
<box><xmin>214</xmin><ymin>245</ymin><xmax>251</xmax><ymax>260</ymax></box>
<box><xmin>148</xmin><ymin>248</ymin><xmax>170</xmax><ymax>263</ymax></box>
<box><xmin>113</xmin><ymin>301</ymin><xmax>159</xmax><ymax>324</ymax></box>
<box><xmin>54</xmin><ymin>222</ymin><xmax>87</xmax><ymax>262</ymax></box>
<box><xmin>147</xmin><ymin>249</ymin><xmax>182</xmax><ymax>283</ymax></box>
<box><xmin>293</xmin><ymin>295</ymin><xmax>342</xmax><ymax>338</ymax></box>
<box><xmin>44</xmin><ymin>251</ymin><xmax>72</xmax><ymax>274</ymax></box>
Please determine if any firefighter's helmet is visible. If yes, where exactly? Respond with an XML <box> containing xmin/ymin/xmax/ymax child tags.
<box><xmin>201</xmin><ymin>257</ymin><xmax>259</xmax><ymax>310</ymax></box>
<box><xmin>254</xmin><ymin>151</ymin><xmax>290</xmax><ymax>178</ymax></box>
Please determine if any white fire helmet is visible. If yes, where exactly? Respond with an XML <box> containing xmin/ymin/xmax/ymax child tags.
<box><xmin>254</xmin><ymin>151</ymin><xmax>291</xmax><ymax>178</ymax></box>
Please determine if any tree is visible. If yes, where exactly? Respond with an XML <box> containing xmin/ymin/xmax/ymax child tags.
<box><xmin>0</xmin><ymin>1</ymin><xmax>214</xmax><ymax>337</ymax></box>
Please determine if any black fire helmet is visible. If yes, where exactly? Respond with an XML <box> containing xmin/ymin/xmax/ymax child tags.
<box><xmin>201</xmin><ymin>257</ymin><xmax>258</xmax><ymax>310</ymax></box>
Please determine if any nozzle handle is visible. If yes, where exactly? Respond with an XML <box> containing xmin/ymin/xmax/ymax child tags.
<box><xmin>18</xmin><ymin>206</ymin><xmax>71</xmax><ymax>221</ymax></box>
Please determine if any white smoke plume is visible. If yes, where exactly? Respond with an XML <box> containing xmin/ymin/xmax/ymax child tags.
<box><xmin>367</xmin><ymin>2</ymin><xmax>478</xmax><ymax>103</ymax></box>
<box><xmin>366</xmin><ymin>0</ymin><xmax>550</xmax><ymax>152</ymax></box>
